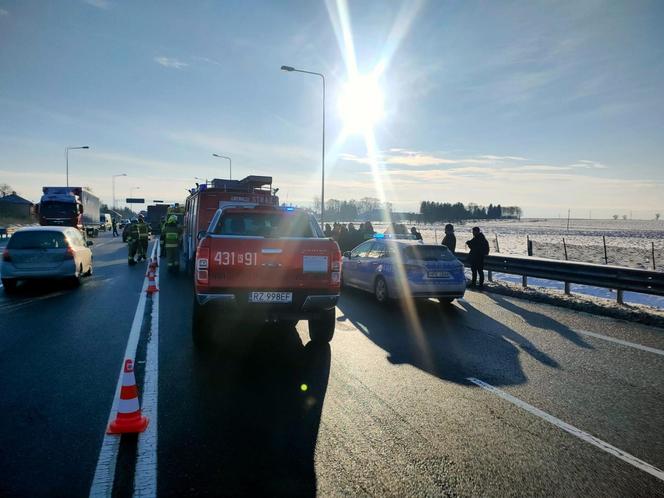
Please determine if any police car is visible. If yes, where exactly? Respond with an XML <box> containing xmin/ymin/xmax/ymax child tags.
<box><xmin>192</xmin><ymin>205</ymin><xmax>342</xmax><ymax>346</ymax></box>
<box><xmin>341</xmin><ymin>234</ymin><xmax>465</xmax><ymax>304</ymax></box>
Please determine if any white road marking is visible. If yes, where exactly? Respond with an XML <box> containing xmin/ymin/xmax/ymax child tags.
<box><xmin>468</xmin><ymin>377</ymin><xmax>664</xmax><ymax>483</ymax></box>
<box><xmin>89</xmin><ymin>241</ymin><xmax>157</xmax><ymax>498</ymax></box>
<box><xmin>134</xmin><ymin>241</ymin><xmax>159</xmax><ymax>497</ymax></box>
<box><xmin>574</xmin><ymin>329</ymin><xmax>664</xmax><ymax>357</ymax></box>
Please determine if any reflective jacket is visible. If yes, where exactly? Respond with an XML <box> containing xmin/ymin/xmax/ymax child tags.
<box><xmin>161</xmin><ymin>224</ymin><xmax>181</xmax><ymax>248</ymax></box>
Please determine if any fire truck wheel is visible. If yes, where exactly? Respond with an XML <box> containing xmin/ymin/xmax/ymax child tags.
<box><xmin>192</xmin><ymin>298</ymin><xmax>212</xmax><ymax>347</ymax></box>
<box><xmin>308</xmin><ymin>308</ymin><xmax>335</xmax><ymax>343</ymax></box>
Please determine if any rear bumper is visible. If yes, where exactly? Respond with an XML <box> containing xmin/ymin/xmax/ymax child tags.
<box><xmin>195</xmin><ymin>290</ymin><xmax>339</xmax><ymax>320</ymax></box>
<box><xmin>0</xmin><ymin>262</ymin><xmax>76</xmax><ymax>280</ymax></box>
<box><xmin>392</xmin><ymin>279</ymin><xmax>466</xmax><ymax>299</ymax></box>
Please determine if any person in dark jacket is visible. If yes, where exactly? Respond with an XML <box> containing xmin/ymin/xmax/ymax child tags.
<box><xmin>111</xmin><ymin>218</ymin><xmax>119</xmax><ymax>237</ymax></box>
<box><xmin>441</xmin><ymin>223</ymin><xmax>456</xmax><ymax>253</ymax></box>
<box><xmin>410</xmin><ymin>226</ymin><xmax>423</xmax><ymax>240</ymax></box>
<box><xmin>466</xmin><ymin>226</ymin><xmax>490</xmax><ymax>288</ymax></box>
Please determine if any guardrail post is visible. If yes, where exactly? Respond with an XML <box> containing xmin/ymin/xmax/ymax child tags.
<box><xmin>616</xmin><ymin>289</ymin><xmax>624</xmax><ymax>305</ymax></box>
<box><xmin>564</xmin><ymin>282</ymin><xmax>571</xmax><ymax>295</ymax></box>
<box><xmin>522</xmin><ymin>275</ymin><xmax>528</xmax><ymax>288</ymax></box>
<box><xmin>488</xmin><ymin>270</ymin><xmax>493</xmax><ymax>282</ymax></box>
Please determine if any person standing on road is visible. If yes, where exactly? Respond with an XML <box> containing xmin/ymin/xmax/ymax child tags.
<box><xmin>410</xmin><ymin>226</ymin><xmax>423</xmax><ymax>240</ymax></box>
<box><xmin>161</xmin><ymin>215</ymin><xmax>182</xmax><ymax>270</ymax></box>
<box><xmin>136</xmin><ymin>215</ymin><xmax>149</xmax><ymax>261</ymax></box>
<box><xmin>111</xmin><ymin>218</ymin><xmax>119</xmax><ymax>237</ymax></box>
<box><xmin>127</xmin><ymin>219</ymin><xmax>139</xmax><ymax>265</ymax></box>
<box><xmin>442</xmin><ymin>223</ymin><xmax>456</xmax><ymax>253</ymax></box>
<box><xmin>466</xmin><ymin>226</ymin><xmax>490</xmax><ymax>288</ymax></box>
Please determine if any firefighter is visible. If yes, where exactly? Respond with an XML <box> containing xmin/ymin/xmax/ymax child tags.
<box><xmin>161</xmin><ymin>215</ymin><xmax>182</xmax><ymax>270</ymax></box>
<box><xmin>127</xmin><ymin>218</ymin><xmax>139</xmax><ymax>265</ymax></box>
<box><xmin>159</xmin><ymin>216</ymin><xmax>166</xmax><ymax>257</ymax></box>
<box><xmin>136</xmin><ymin>215</ymin><xmax>149</xmax><ymax>261</ymax></box>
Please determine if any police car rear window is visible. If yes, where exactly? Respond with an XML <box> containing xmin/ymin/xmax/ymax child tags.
<box><xmin>212</xmin><ymin>212</ymin><xmax>318</xmax><ymax>238</ymax></box>
<box><xmin>403</xmin><ymin>245</ymin><xmax>455</xmax><ymax>261</ymax></box>
<box><xmin>8</xmin><ymin>231</ymin><xmax>67</xmax><ymax>250</ymax></box>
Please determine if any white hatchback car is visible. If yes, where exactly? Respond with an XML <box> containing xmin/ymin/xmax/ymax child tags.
<box><xmin>1</xmin><ymin>226</ymin><xmax>93</xmax><ymax>293</ymax></box>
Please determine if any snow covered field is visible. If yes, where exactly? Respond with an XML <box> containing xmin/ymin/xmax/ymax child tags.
<box><xmin>371</xmin><ymin>219</ymin><xmax>664</xmax><ymax>309</ymax></box>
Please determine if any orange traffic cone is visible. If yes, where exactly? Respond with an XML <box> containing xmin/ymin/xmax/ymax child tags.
<box><xmin>146</xmin><ymin>270</ymin><xmax>158</xmax><ymax>296</ymax></box>
<box><xmin>107</xmin><ymin>359</ymin><xmax>149</xmax><ymax>434</ymax></box>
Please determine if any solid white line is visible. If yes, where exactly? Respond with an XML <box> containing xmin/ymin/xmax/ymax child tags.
<box><xmin>574</xmin><ymin>329</ymin><xmax>664</xmax><ymax>357</ymax></box>
<box><xmin>134</xmin><ymin>241</ymin><xmax>159</xmax><ymax>498</ymax></box>
<box><xmin>89</xmin><ymin>241</ymin><xmax>157</xmax><ymax>498</ymax></box>
<box><xmin>468</xmin><ymin>377</ymin><xmax>664</xmax><ymax>483</ymax></box>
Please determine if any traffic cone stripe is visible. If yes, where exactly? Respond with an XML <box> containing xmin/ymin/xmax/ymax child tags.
<box><xmin>118</xmin><ymin>396</ymin><xmax>140</xmax><ymax>414</ymax></box>
<box><xmin>120</xmin><ymin>384</ymin><xmax>138</xmax><ymax>399</ymax></box>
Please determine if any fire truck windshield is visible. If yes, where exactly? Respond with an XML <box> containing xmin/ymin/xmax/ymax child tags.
<box><xmin>212</xmin><ymin>211</ymin><xmax>320</xmax><ymax>238</ymax></box>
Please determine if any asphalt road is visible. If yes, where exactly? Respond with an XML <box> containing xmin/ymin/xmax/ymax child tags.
<box><xmin>1</xmin><ymin>231</ymin><xmax>663</xmax><ymax>497</ymax></box>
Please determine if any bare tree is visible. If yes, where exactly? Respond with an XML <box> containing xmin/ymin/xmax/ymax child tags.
<box><xmin>0</xmin><ymin>183</ymin><xmax>13</xmax><ymax>197</ymax></box>
<box><xmin>656</xmin><ymin>213</ymin><xmax>661</xmax><ymax>221</ymax></box>
<box><xmin>622</xmin><ymin>214</ymin><xmax>628</xmax><ymax>220</ymax></box>
<box><xmin>613</xmin><ymin>214</ymin><xmax>619</xmax><ymax>220</ymax></box>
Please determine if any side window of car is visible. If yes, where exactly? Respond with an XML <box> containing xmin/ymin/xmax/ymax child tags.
<box><xmin>351</xmin><ymin>241</ymin><xmax>373</xmax><ymax>258</ymax></box>
<box><xmin>367</xmin><ymin>242</ymin><xmax>384</xmax><ymax>259</ymax></box>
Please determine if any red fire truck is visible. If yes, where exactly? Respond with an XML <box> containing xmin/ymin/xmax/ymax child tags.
<box><xmin>182</xmin><ymin>176</ymin><xmax>278</xmax><ymax>273</ymax></box>
<box><xmin>184</xmin><ymin>176</ymin><xmax>341</xmax><ymax>346</ymax></box>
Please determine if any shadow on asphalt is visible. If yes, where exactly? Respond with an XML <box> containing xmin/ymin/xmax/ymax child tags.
<box><xmin>487</xmin><ymin>294</ymin><xmax>593</xmax><ymax>349</ymax></box>
<box><xmin>158</xmin><ymin>275</ymin><xmax>331</xmax><ymax>498</ymax></box>
<box><xmin>337</xmin><ymin>288</ymin><xmax>560</xmax><ymax>387</ymax></box>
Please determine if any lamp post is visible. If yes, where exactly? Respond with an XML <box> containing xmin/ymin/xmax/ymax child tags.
<box><xmin>280</xmin><ymin>65</ymin><xmax>326</xmax><ymax>223</ymax></box>
<box><xmin>112</xmin><ymin>173</ymin><xmax>127</xmax><ymax>210</ymax></box>
<box><xmin>65</xmin><ymin>145</ymin><xmax>90</xmax><ymax>187</ymax></box>
<box><xmin>212</xmin><ymin>154</ymin><xmax>232</xmax><ymax>180</ymax></box>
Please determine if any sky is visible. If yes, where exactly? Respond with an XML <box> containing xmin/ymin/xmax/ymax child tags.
<box><xmin>1</xmin><ymin>0</ymin><xmax>663</xmax><ymax>218</ymax></box>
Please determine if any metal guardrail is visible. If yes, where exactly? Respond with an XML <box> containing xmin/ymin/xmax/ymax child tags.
<box><xmin>455</xmin><ymin>251</ymin><xmax>664</xmax><ymax>303</ymax></box>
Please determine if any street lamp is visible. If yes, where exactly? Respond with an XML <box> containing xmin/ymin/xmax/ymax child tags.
<box><xmin>212</xmin><ymin>154</ymin><xmax>232</xmax><ymax>180</ymax></box>
<box><xmin>280</xmin><ymin>65</ymin><xmax>326</xmax><ymax>223</ymax></box>
<box><xmin>65</xmin><ymin>145</ymin><xmax>90</xmax><ymax>187</ymax></box>
<box><xmin>112</xmin><ymin>173</ymin><xmax>127</xmax><ymax>211</ymax></box>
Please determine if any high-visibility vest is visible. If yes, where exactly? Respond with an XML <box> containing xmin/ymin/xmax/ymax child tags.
<box><xmin>163</xmin><ymin>225</ymin><xmax>180</xmax><ymax>248</ymax></box>
<box><xmin>137</xmin><ymin>222</ymin><xmax>149</xmax><ymax>239</ymax></box>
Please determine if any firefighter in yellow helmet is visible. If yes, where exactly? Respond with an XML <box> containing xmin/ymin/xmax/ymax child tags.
<box><xmin>160</xmin><ymin>214</ymin><xmax>182</xmax><ymax>270</ymax></box>
<box><xmin>136</xmin><ymin>215</ymin><xmax>149</xmax><ymax>261</ymax></box>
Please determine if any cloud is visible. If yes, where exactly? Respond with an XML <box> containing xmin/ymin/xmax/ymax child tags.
<box><xmin>154</xmin><ymin>57</ymin><xmax>188</xmax><ymax>70</ymax></box>
<box><xmin>83</xmin><ymin>0</ymin><xmax>112</xmax><ymax>9</ymax></box>
<box><xmin>0</xmin><ymin>8</ymin><xmax>9</xmax><ymax>16</ymax></box>
<box><xmin>570</xmin><ymin>159</ymin><xmax>608</xmax><ymax>169</ymax></box>
<box><xmin>478</xmin><ymin>155</ymin><xmax>527</xmax><ymax>161</ymax></box>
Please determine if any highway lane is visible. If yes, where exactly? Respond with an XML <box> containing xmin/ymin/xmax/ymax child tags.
<box><xmin>0</xmin><ymin>232</ymin><xmax>153</xmax><ymax>497</ymax></box>
<box><xmin>2</xmin><ymin>235</ymin><xmax>664</xmax><ymax>496</ymax></box>
<box><xmin>155</xmin><ymin>272</ymin><xmax>664</xmax><ymax>495</ymax></box>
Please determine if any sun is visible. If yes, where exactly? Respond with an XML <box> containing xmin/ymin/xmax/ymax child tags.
<box><xmin>337</xmin><ymin>75</ymin><xmax>385</xmax><ymax>134</ymax></box>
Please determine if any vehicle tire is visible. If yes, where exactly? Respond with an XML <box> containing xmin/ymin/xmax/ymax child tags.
<box><xmin>308</xmin><ymin>308</ymin><xmax>335</xmax><ymax>343</ymax></box>
<box><xmin>439</xmin><ymin>297</ymin><xmax>454</xmax><ymax>305</ymax></box>
<box><xmin>279</xmin><ymin>319</ymin><xmax>299</xmax><ymax>329</ymax></box>
<box><xmin>2</xmin><ymin>278</ymin><xmax>17</xmax><ymax>294</ymax></box>
<box><xmin>70</xmin><ymin>264</ymin><xmax>83</xmax><ymax>287</ymax></box>
<box><xmin>374</xmin><ymin>276</ymin><xmax>389</xmax><ymax>304</ymax></box>
<box><xmin>192</xmin><ymin>298</ymin><xmax>212</xmax><ymax>348</ymax></box>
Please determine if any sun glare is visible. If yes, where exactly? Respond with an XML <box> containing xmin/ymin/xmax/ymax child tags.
<box><xmin>338</xmin><ymin>75</ymin><xmax>385</xmax><ymax>134</ymax></box>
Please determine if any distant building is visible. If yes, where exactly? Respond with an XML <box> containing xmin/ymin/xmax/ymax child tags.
<box><xmin>0</xmin><ymin>192</ymin><xmax>34</xmax><ymax>219</ymax></box>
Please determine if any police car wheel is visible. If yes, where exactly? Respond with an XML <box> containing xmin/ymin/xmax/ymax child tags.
<box><xmin>308</xmin><ymin>308</ymin><xmax>335</xmax><ymax>343</ymax></box>
<box><xmin>439</xmin><ymin>297</ymin><xmax>454</xmax><ymax>305</ymax></box>
<box><xmin>374</xmin><ymin>277</ymin><xmax>389</xmax><ymax>304</ymax></box>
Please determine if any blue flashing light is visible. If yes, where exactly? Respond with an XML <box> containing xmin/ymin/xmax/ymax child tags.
<box><xmin>285</xmin><ymin>206</ymin><xmax>295</xmax><ymax>211</ymax></box>
<box><xmin>374</xmin><ymin>233</ymin><xmax>385</xmax><ymax>239</ymax></box>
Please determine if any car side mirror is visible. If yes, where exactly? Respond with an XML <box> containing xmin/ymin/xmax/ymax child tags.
<box><xmin>343</xmin><ymin>251</ymin><xmax>352</xmax><ymax>258</ymax></box>
<box><xmin>86</xmin><ymin>240</ymin><xmax>93</xmax><ymax>246</ymax></box>
<box><xmin>197</xmin><ymin>230</ymin><xmax>207</xmax><ymax>241</ymax></box>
